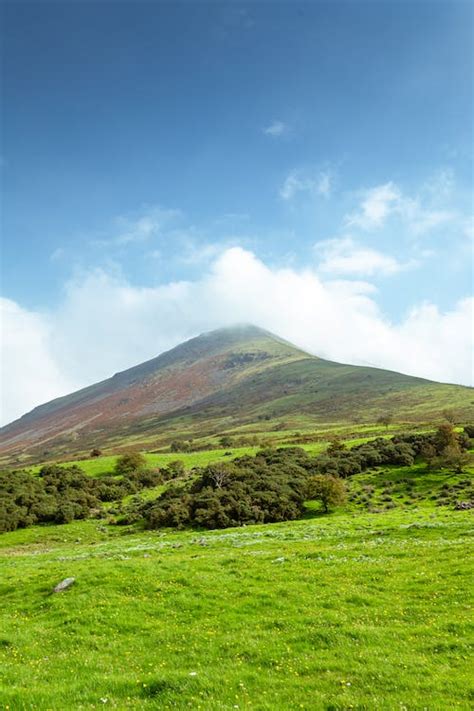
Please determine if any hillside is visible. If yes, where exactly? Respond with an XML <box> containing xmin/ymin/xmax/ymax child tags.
<box><xmin>1</xmin><ymin>324</ymin><xmax>472</xmax><ymax>463</ymax></box>
<box><xmin>1</xmin><ymin>498</ymin><xmax>473</xmax><ymax>709</ymax></box>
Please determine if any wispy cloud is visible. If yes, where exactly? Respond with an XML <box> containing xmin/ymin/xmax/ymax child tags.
<box><xmin>315</xmin><ymin>237</ymin><xmax>408</xmax><ymax>277</ymax></box>
<box><xmin>280</xmin><ymin>169</ymin><xmax>333</xmax><ymax>201</ymax></box>
<box><xmin>345</xmin><ymin>182</ymin><xmax>401</xmax><ymax>230</ymax></box>
<box><xmin>90</xmin><ymin>206</ymin><xmax>182</xmax><ymax>248</ymax></box>
<box><xmin>345</xmin><ymin>180</ymin><xmax>456</xmax><ymax>235</ymax></box>
<box><xmin>114</xmin><ymin>207</ymin><xmax>181</xmax><ymax>245</ymax></box>
<box><xmin>50</xmin><ymin>247</ymin><xmax>66</xmax><ymax>262</ymax></box>
<box><xmin>263</xmin><ymin>120</ymin><xmax>288</xmax><ymax>137</ymax></box>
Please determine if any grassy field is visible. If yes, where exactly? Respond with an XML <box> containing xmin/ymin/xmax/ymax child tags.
<box><xmin>25</xmin><ymin>426</ymin><xmax>409</xmax><ymax>477</ymax></box>
<box><xmin>1</xmin><ymin>461</ymin><xmax>473</xmax><ymax>710</ymax></box>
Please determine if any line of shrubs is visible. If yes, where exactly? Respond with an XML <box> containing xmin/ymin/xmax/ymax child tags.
<box><xmin>1</xmin><ymin>425</ymin><xmax>471</xmax><ymax>533</ymax></box>
<box><xmin>126</xmin><ymin>425</ymin><xmax>472</xmax><ymax>530</ymax></box>
<box><xmin>0</xmin><ymin>460</ymin><xmax>162</xmax><ymax>533</ymax></box>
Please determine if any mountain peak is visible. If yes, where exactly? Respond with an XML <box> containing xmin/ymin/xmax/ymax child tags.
<box><xmin>1</xmin><ymin>323</ymin><xmax>472</xmax><ymax>464</ymax></box>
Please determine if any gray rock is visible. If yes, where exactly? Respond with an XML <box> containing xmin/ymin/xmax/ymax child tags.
<box><xmin>53</xmin><ymin>577</ymin><xmax>75</xmax><ymax>593</ymax></box>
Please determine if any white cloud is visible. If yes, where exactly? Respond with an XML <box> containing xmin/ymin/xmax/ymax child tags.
<box><xmin>1</xmin><ymin>247</ymin><xmax>472</xmax><ymax>426</ymax></box>
<box><xmin>280</xmin><ymin>170</ymin><xmax>332</xmax><ymax>201</ymax></box>
<box><xmin>346</xmin><ymin>180</ymin><xmax>456</xmax><ymax>235</ymax></box>
<box><xmin>315</xmin><ymin>237</ymin><xmax>405</xmax><ymax>277</ymax></box>
<box><xmin>0</xmin><ymin>298</ymin><xmax>78</xmax><ymax>425</ymax></box>
<box><xmin>263</xmin><ymin>120</ymin><xmax>287</xmax><ymax>137</ymax></box>
<box><xmin>90</xmin><ymin>207</ymin><xmax>182</xmax><ymax>248</ymax></box>
<box><xmin>346</xmin><ymin>182</ymin><xmax>401</xmax><ymax>230</ymax></box>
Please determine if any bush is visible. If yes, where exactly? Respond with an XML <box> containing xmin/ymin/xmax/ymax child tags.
<box><xmin>114</xmin><ymin>452</ymin><xmax>147</xmax><ymax>475</ymax></box>
<box><xmin>143</xmin><ymin>451</ymin><xmax>310</xmax><ymax>530</ymax></box>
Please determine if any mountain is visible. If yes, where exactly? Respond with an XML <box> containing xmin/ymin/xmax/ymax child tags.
<box><xmin>1</xmin><ymin>324</ymin><xmax>472</xmax><ymax>463</ymax></box>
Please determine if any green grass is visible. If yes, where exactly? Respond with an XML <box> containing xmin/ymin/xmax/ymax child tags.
<box><xmin>25</xmin><ymin>429</ymin><xmax>405</xmax><ymax>478</ymax></box>
<box><xmin>27</xmin><ymin>447</ymin><xmax>265</xmax><ymax>477</ymax></box>
<box><xmin>1</xmin><ymin>464</ymin><xmax>473</xmax><ymax>710</ymax></box>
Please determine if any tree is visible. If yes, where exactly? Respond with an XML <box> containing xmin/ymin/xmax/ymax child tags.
<box><xmin>114</xmin><ymin>451</ymin><xmax>147</xmax><ymax>476</ymax></box>
<box><xmin>377</xmin><ymin>413</ymin><xmax>393</xmax><ymax>429</ymax></box>
<box><xmin>428</xmin><ymin>424</ymin><xmax>469</xmax><ymax>473</ymax></box>
<box><xmin>206</xmin><ymin>462</ymin><xmax>232</xmax><ymax>489</ymax></box>
<box><xmin>433</xmin><ymin>423</ymin><xmax>459</xmax><ymax>453</ymax></box>
<box><xmin>307</xmin><ymin>475</ymin><xmax>346</xmax><ymax>513</ymax></box>
<box><xmin>439</xmin><ymin>445</ymin><xmax>469</xmax><ymax>473</ymax></box>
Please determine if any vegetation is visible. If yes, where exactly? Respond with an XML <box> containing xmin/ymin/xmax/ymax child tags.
<box><xmin>307</xmin><ymin>474</ymin><xmax>346</xmax><ymax>512</ymax></box>
<box><xmin>114</xmin><ymin>451</ymin><xmax>147</xmax><ymax>475</ymax></box>
<box><xmin>2</xmin><ymin>327</ymin><xmax>473</xmax><ymax>466</ymax></box>
<box><xmin>2</xmin><ymin>425</ymin><xmax>471</xmax><ymax>535</ymax></box>
<box><xmin>0</xmin><ymin>420</ymin><xmax>473</xmax><ymax>708</ymax></box>
<box><xmin>0</xmin><ymin>463</ymin><xmax>161</xmax><ymax>533</ymax></box>
<box><xmin>0</xmin><ymin>499</ymin><xmax>472</xmax><ymax>709</ymax></box>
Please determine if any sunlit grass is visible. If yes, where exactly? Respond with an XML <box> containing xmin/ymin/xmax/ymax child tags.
<box><xmin>1</xmin><ymin>461</ymin><xmax>473</xmax><ymax>710</ymax></box>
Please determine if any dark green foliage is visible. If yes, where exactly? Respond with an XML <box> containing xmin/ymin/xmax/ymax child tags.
<box><xmin>0</xmin><ymin>461</ymin><xmax>162</xmax><ymax>533</ymax></box>
<box><xmin>170</xmin><ymin>440</ymin><xmax>193</xmax><ymax>453</ymax></box>
<box><xmin>163</xmin><ymin>460</ymin><xmax>186</xmax><ymax>480</ymax></box>
<box><xmin>114</xmin><ymin>451</ymin><xmax>147</xmax><ymax>475</ymax></box>
<box><xmin>143</xmin><ymin>449</ymin><xmax>311</xmax><ymax>530</ymax></box>
<box><xmin>139</xmin><ymin>431</ymin><xmax>464</xmax><ymax>531</ymax></box>
<box><xmin>463</xmin><ymin>424</ymin><xmax>474</xmax><ymax>438</ymax></box>
<box><xmin>2</xmin><ymin>428</ymin><xmax>469</xmax><ymax>534</ymax></box>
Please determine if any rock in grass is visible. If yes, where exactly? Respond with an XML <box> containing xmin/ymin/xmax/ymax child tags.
<box><xmin>53</xmin><ymin>577</ymin><xmax>75</xmax><ymax>593</ymax></box>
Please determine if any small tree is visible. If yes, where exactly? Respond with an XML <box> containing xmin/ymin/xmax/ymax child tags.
<box><xmin>377</xmin><ymin>413</ymin><xmax>393</xmax><ymax>429</ymax></box>
<box><xmin>307</xmin><ymin>475</ymin><xmax>346</xmax><ymax>513</ymax></box>
<box><xmin>114</xmin><ymin>451</ymin><xmax>147</xmax><ymax>476</ymax></box>
<box><xmin>90</xmin><ymin>448</ymin><xmax>102</xmax><ymax>458</ymax></box>
<box><xmin>434</xmin><ymin>423</ymin><xmax>459</xmax><ymax>453</ymax></box>
<box><xmin>438</xmin><ymin>445</ymin><xmax>469</xmax><ymax>473</ymax></box>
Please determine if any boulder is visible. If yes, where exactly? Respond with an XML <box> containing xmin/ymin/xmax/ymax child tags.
<box><xmin>53</xmin><ymin>577</ymin><xmax>75</xmax><ymax>593</ymax></box>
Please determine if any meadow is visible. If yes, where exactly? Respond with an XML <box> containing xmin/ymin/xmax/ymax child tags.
<box><xmin>25</xmin><ymin>422</ymin><xmax>411</xmax><ymax>478</ymax></box>
<box><xmin>1</xmin><ymin>455</ymin><xmax>473</xmax><ymax>710</ymax></box>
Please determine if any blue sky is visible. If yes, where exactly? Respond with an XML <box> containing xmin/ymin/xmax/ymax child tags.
<box><xmin>1</xmin><ymin>0</ymin><xmax>473</xmax><ymax>423</ymax></box>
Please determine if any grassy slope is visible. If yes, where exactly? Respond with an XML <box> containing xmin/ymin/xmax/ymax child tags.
<box><xmin>25</xmin><ymin>428</ymin><xmax>407</xmax><ymax>477</ymax></box>
<box><xmin>1</xmin><ymin>464</ymin><xmax>473</xmax><ymax>710</ymax></box>
<box><xmin>3</xmin><ymin>327</ymin><xmax>472</xmax><ymax>468</ymax></box>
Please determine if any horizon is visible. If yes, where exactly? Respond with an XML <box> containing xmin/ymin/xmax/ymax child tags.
<box><xmin>1</xmin><ymin>0</ymin><xmax>473</xmax><ymax>425</ymax></box>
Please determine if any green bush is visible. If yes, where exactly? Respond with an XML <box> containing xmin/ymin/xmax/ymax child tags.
<box><xmin>114</xmin><ymin>451</ymin><xmax>147</xmax><ymax>475</ymax></box>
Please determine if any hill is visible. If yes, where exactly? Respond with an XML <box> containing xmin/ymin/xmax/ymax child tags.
<box><xmin>0</xmin><ymin>324</ymin><xmax>472</xmax><ymax>463</ymax></box>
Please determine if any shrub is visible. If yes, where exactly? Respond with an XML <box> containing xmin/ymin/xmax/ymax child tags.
<box><xmin>114</xmin><ymin>452</ymin><xmax>147</xmax><ymax>475</ymax></box>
